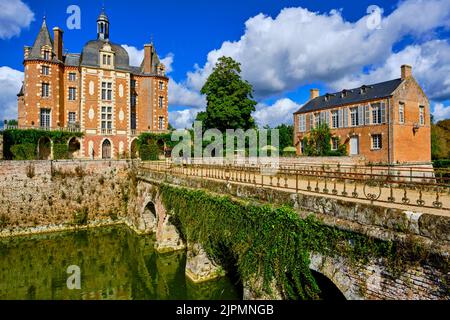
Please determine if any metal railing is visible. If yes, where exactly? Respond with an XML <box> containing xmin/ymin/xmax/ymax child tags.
<box><xmin>139</xmin><ymin>160</ymin><xmax>450</xmax><ymax>213</ymax></box>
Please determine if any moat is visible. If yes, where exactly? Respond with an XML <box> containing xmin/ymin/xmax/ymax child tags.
<box><xmin>0</xmin><ymin>226</ymin><xmax>240</xmax><ymax>300</ymax></box>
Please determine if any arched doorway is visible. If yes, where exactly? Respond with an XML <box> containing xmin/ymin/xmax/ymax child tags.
<box><xmin>68</xmin><ymin>137</ymin><xmax>81</xmax><ymax>159</ymax></box>
<box><xmin>102</xmin><ymin>139</ymin><xmax>112</xmax><ymax>159</ymax></box>
<box><xmin>310</xmin><ymin>270</ymin><xmax>346</xmax><ymax>300</ymax></box>
<box><xmin>38</xmin><ymin>137</ymin><xmax>52</xmax><ymax>160</ymax></box>
<box><xmin>130</xmin><ymin>139</ymin><xmax>138</xmax><ymax>159</ymax></box>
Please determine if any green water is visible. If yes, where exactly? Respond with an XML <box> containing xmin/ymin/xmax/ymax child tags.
<box><xmin>0</xmin><ymin>226</ymin><xmax>241</xmax><ymax>300</ymax></box>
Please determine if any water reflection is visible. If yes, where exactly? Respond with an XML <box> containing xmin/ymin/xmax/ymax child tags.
<box><xmin>0</xmin><ymin>226</ymin><xmax>240</xmax><ymax>300</ymax></box>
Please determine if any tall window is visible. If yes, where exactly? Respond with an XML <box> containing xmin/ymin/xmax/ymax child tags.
<box><xmin>101</xmin><ymin>106</ymin><xmax>113</xmax><ymax>133</ymax></box>
<box><xmin>372</xmin><ymin>134</ymin><xmax>382</xmax><ymax>150</ymax></box>
<box><xmin>131</xmin><ymin>112</ymin><xmax>136</xmax><ymax>130</ymax></box>
<box><xmin>131</xmin><ymin>80</ymin><xmax>136</xmax><ymax>88</ymax></box>
<box><xmin>399</xmin><ymin>103</ymin><xmax>405</xmax><ymax>124</ymax></box>
<box><xmin>40</xmin><ymin>109</ymin><xmax>51</xmax><ymax>128</ymax></box>
<box><xmin>102</xmin><ymin>82</ymin><xmax>112</xmax><ymax>101</ymax></box>
<box><xmin>68</xmin><ymin>112</ymin><xmax>76</xmax><ymax>124</ymax></box>
<box><xmin>42</xmin><ymin>66</ymin><xmax>49</xmax><ymax>75</ymax></box>
<box><xmin>331</xmin><ymin>110</ymin><xmax>339</xmax><ymax>129</ymax></box>
<box><xmin>419</xmin><ymin>106</ymin><xmax>425</xmax><ymax>125</ymax></box>
<box><xmin>42</xmin><ymin>83</ymin><xmax>50</xmax><ymax>97</ymax></box>
<box><xmin>69</xmin><ymin>73</ymin><xmax>76</xmax><ymax>81</ymax></box>
<box><xmin>158</xmin><ymin>117</ymin><xmax>164</xmax><ymax>130</ymax></box>
<box><xmin>298</xmin><ymin>114</ymin><xmax>306</xmax><ymax>132</ymax></box>
<box><xmin>331</xmin><ymin>137</ymin><xmax>339</xmax><ymax>151</ymax></box>
<box><xmin>159</xmin><ymin>81</ymin><xmax>164</xmax><ymax>90</ymax></box>
<box><xmin>372</xmin><ymin>104</ymin><xmax>382</xmax><ymax>124</ymax></box>
<box><xmin>68</xmin><ymin>87</ymin><xmax>76</xmax><ymax>101</ymax></box>
<box><xmin>314</xmin><ymin>112</ymin><xmax>320</xmax><ymax>128</ymax></box>
<box><xmin>310</xmin><ymin>113</ymin><xmax>314</xmax><ymax>130</ymax></box>
<box><xmin>159</xmin><ymin>96</ymin><xmax>164</xmax><ymax>109</ymax></box>
<box><xmin>131</xmin><ymin>95</ymin><xmax>137</xmax><ymax>107</ymax></box>
<box><xmin>43</xmin><ymin>51</ymin><xmax>50</xmax><ymax>60</ymax></box>
<box><xmin>350</xmin><ymin>107</ymin><xmax>359</xmax><ymax>126</ymax></box>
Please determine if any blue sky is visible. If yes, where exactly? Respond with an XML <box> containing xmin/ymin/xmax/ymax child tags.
<box><xmin>0</xmin><ymin>0</ymin><xmax>449</xmax><ymax>128</ymax></box>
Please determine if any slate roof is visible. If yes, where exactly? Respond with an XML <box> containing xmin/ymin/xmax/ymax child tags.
<box><xmin>80</xmin><ymin>39</ymin><xmax>130</xmax><ymax>71</ymax></box>
<box><xmin>27</xmin><ymin>19</ymin><xmax>55</xmax><ymax>61</ymax></box>
<box><xmin>64</xmin><ymin>54</ymin><xmax>81</xmax><ymax>67</ymax></box>
<box><xmin>294</xmin><ymin>78</ymin><xmax>403</xmax><ymax>114</ymax></box>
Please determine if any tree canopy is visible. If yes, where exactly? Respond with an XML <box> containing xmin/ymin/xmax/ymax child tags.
<box><xmin>196</xmin><ymin>56</ymin><xmax>257</xmax><ymax>131</ymax></box>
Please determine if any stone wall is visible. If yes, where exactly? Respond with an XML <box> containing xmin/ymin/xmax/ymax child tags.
<box><xmin>0</xmin><ymin>133</ymin><xmax>3</xmax><ymax>160</ymax></box>
<box><xmin>0</xmin><ymin>160</ymin><xmax>134</xmax><ymax>237</ymax></box>
<box><xmin>138</xmin><ymin>170</ymin><xmax>450</xmax><ymax>300</ymax></box>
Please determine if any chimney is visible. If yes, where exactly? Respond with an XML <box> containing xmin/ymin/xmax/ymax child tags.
<box><xmin>143</xmin><ymin>43</ymin><xmax>154</xmax><ymax>74</ymax></box>
<box><xmin>53</xmin><ymin>27</ymin><xmax>63</xmax><ymax>61</ymax></box>
<box><xmin>401</xmin><ymin>65</ymin><xmax>412</xmax><ymax>80</ymax></box>
<box><xmin>310</xmin><ymin>88</ymin><xmax>319</xmax><ymax>100</ymax></box>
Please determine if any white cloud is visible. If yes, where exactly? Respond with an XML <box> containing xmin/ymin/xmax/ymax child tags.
<box><xmin>169</xmin><ymin>109</ymin><xmax>200</xmax><ymax>129</ymax></box>
<box><xmin>433</xmin><ymin>103</ymin><xmax>450</xmax><ymax>121</ymax></box>
<box><xmin>168</xmin><ymin>78</ymin><xmax>205</xmax><ymax>109</ymax></box>
<box><xmin>0</xmin><ymin>0</ymin><xmax>34</xmax><ymax>39</ymax></box>
<box><xmin>184</xmin><ymin>0</ymin><xmax>450</xmax><ymax>99</ymax></box>
<box><xmin>0</xmin><ymin>66</ymin><xmax>23</xmax><ymax>121</ymax></box>
<box><xmin>254</xmin><ymin>98</ymin><xmax>301</xmax><ymax>127</ymax></box>
<box><xmin>122</xmin><ymin>44</ymin><xmax>174</xmax><ymax>73</ymax></box>
<box><xmin>331</xmin><ymin>40</ymin><xmax>450</xmax><ymax>101</ymax></box>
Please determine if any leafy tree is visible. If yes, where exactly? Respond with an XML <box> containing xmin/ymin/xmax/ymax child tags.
<box><xmin>431</xmin><ymin>119</ymin><xmax>450</xmax><ymax>160</ymax></box>
<box><xmin>302</xmin><ymin>124</ymin><xmax>346</xmax><ymax>156</ymax></box>
<box><xmin>197</xmin><ymin>56</ymin><xmax>257</xmax><ymax>131</ymax></box>
<box><xmin>274</xmin><ymin>124</ymin><xmax>294</xmax><ymax>151</ymax></box>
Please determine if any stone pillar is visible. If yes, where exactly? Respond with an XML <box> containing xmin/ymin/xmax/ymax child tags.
<box><xmin>185</xmin><ymin>243</ymin><xmax>225</xmax><ymax>283</ymax></box>
<box><xmin>154</xmin><ymin>195</ymin><xmax>185</xmax><ymax>253</ymax></box>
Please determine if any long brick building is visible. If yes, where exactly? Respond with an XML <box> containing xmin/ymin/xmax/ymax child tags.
<box><xmin>17</xmin><ymin>10</ymin><xmax>169</xmax><ymax>159</ymax></box>
<box><xmin>293</xmin><ymin>65</ymin><xmax>431</xmax><ymax>164</ymax></box>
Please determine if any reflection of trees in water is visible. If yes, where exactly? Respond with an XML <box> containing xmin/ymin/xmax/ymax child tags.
<box><xmin>0</xmin><ymin>226</ymin><xmax>240</xmax><ymax>300</ymax></box>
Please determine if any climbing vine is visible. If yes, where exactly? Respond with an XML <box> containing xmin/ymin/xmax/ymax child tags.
<box><xmin>159</xmin><ymin>184</ymin><xmax>447</xmax><ymax>300</ymax></box>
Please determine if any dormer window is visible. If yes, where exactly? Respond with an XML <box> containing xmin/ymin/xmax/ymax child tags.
<box><xmin>43</xmin><ymin>50</ymin><xmax>50</xmax><ymax>60</ymax></box>
<box><xmin>341</xmin><ymin>90</ymin><xmax>350</xmax><ymax>98</ymax></box>
<box><xmin>360</xmin><ymin>85</ymin><xmax>372</xmax><ymax>94</ymax></box>
<box><xmin>324</xmin><ymin>93</ymin><xmax>335</xmax><ymax>102</ymax></box>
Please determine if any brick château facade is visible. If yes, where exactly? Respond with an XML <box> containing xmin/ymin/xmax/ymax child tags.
<box><xmin>17</xmin><ymin>10</ymin><xmax>169</xmax><ymax>159</ymax></box>
<box><xmin>293</xmin><ymin>65</ymin><xmax>431</xmax><ymax>164</ymax></box>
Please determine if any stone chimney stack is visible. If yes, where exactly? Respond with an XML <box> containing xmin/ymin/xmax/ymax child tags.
<box><xmin>310</xmin><ymin>88</ymin><xmax>320</xmax><ymax>100</ymax></box>
<box><xmin>143</xmin><ymin>43</ymin><xmax>154</xmax><ymax>74</ymax></box>
<box><xmin>53</xmin><ymin>27</ymin><xmax>63</xmax><ymax>61</ymax></box>
<box><xmin>401</xmin><ymin>65</ymin><xmax>412</xmax><ymax>80</ymax></box>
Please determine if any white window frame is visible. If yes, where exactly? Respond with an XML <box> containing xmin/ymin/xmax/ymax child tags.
<box><xmin>372</xmin><ymin>104</ymin><xmax>382</xmax><ymax>125</ymax></box>
<box><xmin>419</xmin><ymin>106</ymin><xmax>425</xmax><ymax>126</ymax></box>
<box><xmin>399</xmin><ymin>103</ymin><xmax>405</xmax><ymax>124</ymax></box>
<box><xmin>331</xmin><ymin>110</ymin><xmax>339</xmax><ymax>129</ymax></box>
<box><xmin>101</xmin><ymin>106</ymin><xmax>113</xmax><ymax>133</ymax></box>
<box><xmin>42</xmin><ymin>65</ymin><xmax>49</xmax><ymax>75</ymax></box>
<box><xmin>331</xmin><ymin>137</ymin><xmax>339</xmax><ymax>151</ymax></box>
<box><xmin>101</xmin><ymin>82</ymin><xmax>112</xmax><ymax>101</ymax></box>
<box><xmin>68</xmin><ymin>87</ymin><xmax>76</xmax><ymax>101</ymax></box>
<box><xmin>68</xmin><ymin>112</ymin><xmax>76</xmax><ymax>124</ymax></box>
<box><xmin>42</xmin><ymin>83</ymin><xmax>50</xmax><ymax>98</ymax></box>
<box><xmin>350</xmin><ymin>107</ymin><xmax>359</xmax><ymax>127</ymax></box>
<box><xmin>372</xmin><ymin>134</ymin><xmax>382</xmax><ymax>150</ymax></box>
<box><xmin>299</xmin><ymin>114</ymin><xmax>306</xmax><ymax>132</ymax></box>
<box><xmin>158</xmin><ymin>116</ymin><xmax>165</xmax><ymax>130</ymax></box>
<box><xmin>69</xmin><ymin>73</ymin><xmax>76</xmax><ymax>81</ymax></box>
<box><xmin>40</xmin><ymin>108</ymin><xmax>51</xmax><ymax>128</ymax></box>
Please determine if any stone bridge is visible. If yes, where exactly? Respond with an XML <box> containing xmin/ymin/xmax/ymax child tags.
<box><xmin>131</xmin><ymin>163</ymin><xmax>450</xmax><ymax>300</ymax></box>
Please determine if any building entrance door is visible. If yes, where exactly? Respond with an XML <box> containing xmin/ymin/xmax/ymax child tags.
<box><xmin>102</xmin><ymin>140</ymin><xmax>111</xmax><ymax>159</ymax></box>
<box><xmin>350</xmin><ymin>136</ymin><xmax>359</xmax><ymax>155</ymax></box>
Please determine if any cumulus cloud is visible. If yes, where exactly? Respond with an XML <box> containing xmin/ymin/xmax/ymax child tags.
<box><xmin>433</xmin><ymin>103</ymin><xmax>450</xmax><ymax>121</ymax></box>
<box><xmin>169</xmin><ymin>108</ymin><xmax>201</xmax><ymax>129</ymax></box>
<box><xmin>0</xmin><ymin>66</ymin><xmax>23</xmax><ymax>121</ymax></box>
<box><xmin>254</xmin><ymin>98</ymin><xmax>301</xmax><ymax>127</ymax></box>
<box><xmin>332</xmin><ymin>40</ymin><xmax>450</xmax><ymax>101</ymax></box>
<box><xmin>168</xmin><ymin>78</ymin><xmax>205</xmax><ymax>109</ymax></box>
<box><xmin>185</xmin><ymin>0</ymin><xmax>450</xmax><ymax>99</ymax></box>
<box><xmin>0</xmin><ymin>0</ymin><xmax>34</xmax><ymax>39</ymax></box>
<box><xmin>122</xmin><ymin>44</ymin><xmax>174</xmax><ymax>73</ymax></box>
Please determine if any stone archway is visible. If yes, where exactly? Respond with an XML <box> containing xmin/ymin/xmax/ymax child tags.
<box><xmin>68</xmin><ymin>137</ymin><xmax>81</xmax><ymax>159</ymax></box>
<box><xmin>311</xmin><ymin>270</ymin><xmax>346</xmax><ymax>300</ymax></box>
<box><xmin>142</xmin><ymin>201</ymin><xmax>157</xmax><ymax>233</ymax></box>
<box><xmin>102</xmin><ymin>139</ymin><xmax>112</xmax><ymax>159</ymax></box>
<box><xmin>38</xmin><ymin>137</ymin><xmax>52</xmax><ymax>160</ymax></box>
<box><xmin>130</xmin><ymin>139</ymin><xmax>138</xmax><ymax>159</ymax></box>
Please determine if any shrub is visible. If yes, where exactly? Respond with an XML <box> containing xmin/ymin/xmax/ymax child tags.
<box><xmin>11</xmin><ymin>143</ymin><xmax>36</xmax><ymax>160</ymax></box>
<box><xmin>53</xmin><ymin>143</ymin><xmax>68</xmax><ymax>160</ymax></box>
<box><xmin>139</xmin><ymin>143</ymin><xmax>160</xmax><ymax>161</ymax></box>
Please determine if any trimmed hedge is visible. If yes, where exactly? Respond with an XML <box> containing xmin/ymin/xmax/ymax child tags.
<box><xmin>53</xmin><ymin>144</ymin><xmax>69</xmax><ymax>160</ymax></box>
<box><xmin>139</xmin><ymin>142</ymin><xmax>160</xmax><ymax>161</ymax></box>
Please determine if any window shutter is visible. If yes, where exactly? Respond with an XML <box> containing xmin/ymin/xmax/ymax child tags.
<box><xmin>338</xmin><ymin>109</ymin><xmax>343</xmax><ymax>128</ymax></box>
<box><xmin>343</xmin><ymin>108</ymin><xmax>348</xmax><ymax>128</ymax></box>
<box><xmin>381</xmin><ymin>103</ymin><xmax>386</xmax><ymax>123</ymax></box>
<box><xmin>310</xmin><ymin>113</ymin><xmax>314</xmax><ymax>130</ymax></box>
<box><xmin>358</xmin><ymin>105</ymin><xmax>364</xmax><ymax>126</ymax></box>
<box><xmin>365</xmin><ymin>105</ymin><xmax>370</xmax><ymax>125</ymax></box>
